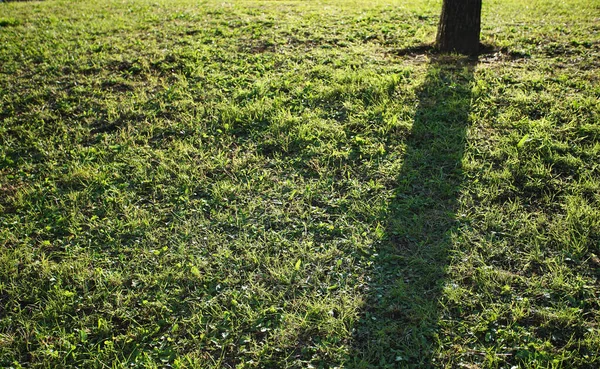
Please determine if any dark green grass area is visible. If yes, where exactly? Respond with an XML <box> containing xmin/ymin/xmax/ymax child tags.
<box><xmin>1</xmin><ymin>0</ymin><xmax>599</xmax><ymax>368</ymax></box>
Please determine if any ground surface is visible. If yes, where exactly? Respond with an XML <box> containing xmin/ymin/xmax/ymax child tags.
<box><xmin>1</xmin><ymin>0</ymin><xmax>599</xmax><ymax>368</ymax></box>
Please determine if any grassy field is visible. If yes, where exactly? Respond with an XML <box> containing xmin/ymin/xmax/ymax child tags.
<box><xmin>1</xmin><ymin>0</ymin><xmax>599</xmax><ymax>367</ymax></box>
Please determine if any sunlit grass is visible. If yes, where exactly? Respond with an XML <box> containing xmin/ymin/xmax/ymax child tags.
<box><xmin>1</xmin><ymin>0</ymin><xmax>599</xmax><ymax>367</ymax></box>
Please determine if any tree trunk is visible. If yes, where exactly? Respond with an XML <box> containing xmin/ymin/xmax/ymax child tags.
<box><xmin>435</xmin><ymin>0</ymin><xmax>482</xmax><ymax>55</ymax></box>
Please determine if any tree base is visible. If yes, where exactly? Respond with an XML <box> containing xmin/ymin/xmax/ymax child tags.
<box><xmin>435</xmin><ymin>0</ymin><xmax>483</xmax><ymax>55</ymax></box>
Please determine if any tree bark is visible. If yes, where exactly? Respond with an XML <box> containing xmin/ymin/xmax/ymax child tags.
<box><xmin>435</xmin><ymin>0</ymin><xmax>482</xmax><ymax>55</ymax></box>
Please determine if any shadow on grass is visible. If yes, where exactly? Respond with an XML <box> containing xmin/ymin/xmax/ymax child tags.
<box><xmin>347</xmin><ymin>56</ymin><xmax>477</xmax><ymax>368</ymax></box>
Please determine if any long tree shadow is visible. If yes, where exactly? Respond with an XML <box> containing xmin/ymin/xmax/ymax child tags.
<box><xmin>348</xmin><ymin>56</ymin><xmax>477</xmax><ymax>368</ymax></box>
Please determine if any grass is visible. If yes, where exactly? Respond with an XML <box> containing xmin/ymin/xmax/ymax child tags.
<box><xmin>1</xmin><ymin>0</ymin><xmax>599</xmax><ymax>367</ymax></box>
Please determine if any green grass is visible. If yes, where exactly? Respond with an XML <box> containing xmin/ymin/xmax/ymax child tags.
<box><xmin>1</xmin><ymin>0</ymin><xmax>599</xmax><ymax>367</ymax></box>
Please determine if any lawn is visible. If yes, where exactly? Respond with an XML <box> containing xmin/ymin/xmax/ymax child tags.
<box><xmin>1</xmin><ymin>0</ymin><xmax>599</xmax><ymax>368</ymax></box>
